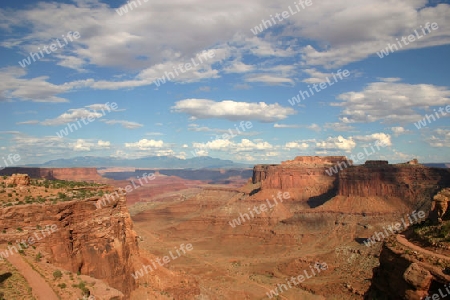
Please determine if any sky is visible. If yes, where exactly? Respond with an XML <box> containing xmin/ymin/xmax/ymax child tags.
<box><xmin>0</xmin><ymin>0</ymin><xmax>449</xmax><ymax>166</ymax></box>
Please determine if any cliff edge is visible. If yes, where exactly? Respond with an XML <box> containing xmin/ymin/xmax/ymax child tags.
<box><xmin>0</xmin><ymin>186</ymin><xmax>139</xmax><ymax>297</ymax></box>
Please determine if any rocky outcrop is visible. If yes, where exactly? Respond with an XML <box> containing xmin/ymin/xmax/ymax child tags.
<box><xmin>252</xmin><ymin>164</ymin><xmax>335</xmax><ymax>201</ymax></box>
<box><xmin>252</xmin><ymin>156</ymin><xmax>351</xmax><ymax>202</ymax></box>
<box><xmin>429</xmin><ymin>188</ymin><xmax>450</xmax><ymax>224</ymax></box>
<box><xmin>5</xmin><ymin>174</ymin><xmax>30</xmax><ymax>186</ymax></box>
<box><xmin>364</xmin><ymin>160</ymin><xmax>389</xmax><ymax>166</ymax></box>
<box><xmin>338</xmin><ymin>164</ymin><xmax>450</xmax><ymax>207</ymax></box>
<box><xmin>252</xmin><ymin>156</ymin><xmax>450</xmax><ymax>209</ymax></box>
<box><xmin>367</xmin><ymin>236</ymin><xmax>450</xmax><ymax>299</ymax></box>
<box><xmin>0</xmin><ymin>167</ymin><xmax>103</xmax><ymax>182</ymax></box>
<box><xmin>0</xmin><ymin>190</ymin><xmax>139</xmax><ymax>297</ymax></box>
<box><xmin>406</xmin><ymin>159</ymin><xmax>419</xmax><ymax>165</ymax></box>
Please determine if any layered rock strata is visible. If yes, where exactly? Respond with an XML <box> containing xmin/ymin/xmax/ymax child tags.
<box><xmin>252</xmin><ymin>156</ymin><xmax>350</xmax><ymax>201</ymax></box>
<box><xmin>5</xmin><ymin>173</ymin><xmax>30</xmax><ymax>186</ymax></box>
<box><xmin>367</xmin><ymin>235</ymin><xmax>450</xmax><ymax>299</ymax></box>
<box><xmin>338</xmin><ymin>164</ymin><xmax>450</xmax><ymax>206</ymax></box>
<box><xmin>0</xmin><ymin>190</ymin><xmax>139</xmax><ymax>297</ymax></box>
<box><xmin>252</xmin><ymin>156</ymin><xmax>450</xmax><ymax>206</ymax></box>
<box><xmin>0</xmin><ymin>167</ymin><xmax>103</xmax><ymax>182</ymax></box>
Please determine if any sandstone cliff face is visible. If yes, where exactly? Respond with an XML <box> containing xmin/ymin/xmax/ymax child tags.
<box><xmin>50</xmin><ymin>168</ymin><xmax>103</xmax><ymax>181</ymax></box>
<box><xmin>5</xmin><ymin>174</ymin><xmax>30</xmax><ymax>186</ymax></box>
<box><xmin>252</xmin><ymin>164</ymin><xmax>337</xmax><ymax>202</ymax></box>
<box><xmin>252</xmin><ymin>156</ymin><xmax>349</xmax><ymax>202</ymax></box>
<box><xmin>253</xmin><ymin>157</ymin><xmax>450</xmax><ymax>207</ymax></box>
<box><xmin>0</xmin><ymin>192</ymin><xmax>139</xmax><ymax>297</ymax></box>
<box><xmin>338</xmin><ymin>165</ymin><xmax>450</xmax><ymax>206</ymax></box>
<box><xmin>0</xmin><ymin>167</ymin><xmax>103</xmax><ymax>182</ymax></box>
<box><xmin>367</xmin><ymin>238</ymin><xmax>450</xmax><ymax>299</ymax></box>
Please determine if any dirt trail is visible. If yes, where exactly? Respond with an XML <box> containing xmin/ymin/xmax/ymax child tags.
<box><xmin>397</xmin><ymin>234</ymin><xmax>450</xmax><ymax>261</ymax></box>
<box><xmin>7</xmin><ymin>254</ymin><xmax>59</xmax><ymax>300</ymax></box>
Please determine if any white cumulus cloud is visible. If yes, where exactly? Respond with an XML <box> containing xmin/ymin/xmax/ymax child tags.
<box><xmin>172</xmin><ymin>99</ymin><xmax>296</xmax><ymax>122</ymax></box>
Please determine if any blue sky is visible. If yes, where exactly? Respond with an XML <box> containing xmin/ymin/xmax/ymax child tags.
<box><xmin>0</xmin><ymin>0</ymin><xmax>449</xmax><ymax>165</ymax></box>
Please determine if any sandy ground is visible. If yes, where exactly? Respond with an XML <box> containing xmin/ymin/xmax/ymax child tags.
<box><xmin>7</xmin><ymin>253</ymin><xmax>59</xmax><ymax>300</ymax></box>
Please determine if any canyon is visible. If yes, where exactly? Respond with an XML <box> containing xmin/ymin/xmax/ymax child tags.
<box><xmin>0</xmin><ymin>156</ymin><xmax>448</xmax><ymax>299</ymax></box>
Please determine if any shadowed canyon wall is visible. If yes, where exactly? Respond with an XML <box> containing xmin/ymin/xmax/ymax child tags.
<box><xmin>0</xmin><ymin>191</ymin><xmax>139</xmax><ymax>296</ymax></box>
<box><xmin>338</xmin><ymin>164</ymin><xmax>450</xmax><ymax>207</ymax></box>
<box><xmin>367</xmin><ymin>239</ymin><xmax>450</xmax><ymax>299</ymax></box>
<box><xmin>252</xmin><ymin>156</ymin><xmax>349</xmax><ymax>201</ymax></box>
<box><xmin>253</xmin><ymin>157</ymin><xmax>450</xmax><ymax>206</ymax></box>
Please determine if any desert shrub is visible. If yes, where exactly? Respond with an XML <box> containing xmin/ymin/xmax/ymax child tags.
<box><xmin>53</xmin><ymin>270</ymin><xmax>63</xmax><ymax>280</ymax></box>
<box><xmin>35</xmin><ymin>252</ymin><xmax>42</xmax><ymax>262</ymax></box>
<box><xmin>73</xmin><ymin>281</ymin><xmax>90</xmax><ymax>296</ymax></box>
<box><xmin>57</xmin><ymin>283</ymin><xmax>66</xmax><ymax>289</ymax></box>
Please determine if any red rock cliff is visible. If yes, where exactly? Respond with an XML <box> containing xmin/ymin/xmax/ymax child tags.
<box><xmin>252</xmin><ymin>156</ymin><xmax>350</xmax><ymax>201</ymax></box>
<box><xmin>0</xmin><ymin>167</ymin><xmax>103</xmax><ymax>182</ymax></box>
<box><xmin>367</xmin><ymin>235</ymin><xmax>450</xmax><ymax>299</ymax></box>
<box><xmin>0</xmin><ymin>191</ymin><xmax>139</xmax><ymax>297</ymax></box>
<box><xmin>252</xmin><ymin>157</ymin><xmax>450</xmax><ymax>205</ymax></box>
<box><xmin>338</xmin><ymin>164</ymin><xmax>450</xmax><ymax>206</ymax></box>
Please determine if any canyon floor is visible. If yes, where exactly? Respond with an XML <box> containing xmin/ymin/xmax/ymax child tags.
<box><xmin>126</xmin><ymin>177</ymin><xmax>414</xmax><ymax>300</ymax></box>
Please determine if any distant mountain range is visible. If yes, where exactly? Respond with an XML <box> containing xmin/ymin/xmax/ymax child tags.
<box><xmin>24</xmin><ymin>156</ymin><xmax>253</xmax><ymax>169</ymax></box>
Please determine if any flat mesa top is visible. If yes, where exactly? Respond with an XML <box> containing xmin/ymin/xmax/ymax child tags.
<box><xmin>281</xmin><ymin>156</ymin><xmax>350</xmax><ymax>165</ymax></box>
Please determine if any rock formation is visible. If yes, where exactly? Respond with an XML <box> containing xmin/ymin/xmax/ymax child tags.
<box><xmin>367</xmin><ymin>235</ymin><xmax>450</xmax><ymax>299</ymax></box>
<box><xmin>0</xmin><ymin>188</ymin><xmax>139</xmax><ymax>297</ymax></box>
<box><xmin>5</xmin><ymin>174</ymin><xmax>30</xmax><ymax>186</ymax></box>
<box><xmin>406</xmin><ymin>159</ymin><xmax>419</xmax><ymax>165</ymax></box>
<box><xmin>252</xmin><ymin>156</ymin><xmax>351</xmax><ymax>202</ymax></box>
<box><xmin>338</xmin><ymin>164</ymin><xmax>450</xmax><ymax>207</ymax></box>
<box><xmin>429</xmin><ymin>188</ymin><xmax>450</xmax><ymax>224</ymax></box>
<box><xmin>0</xmin><ymin>167</ymin><xmax>103</xmax><ymax>182</ymax></box>
<box><xmin>364</xmin><ymin>160</ymin><xmax>389</xmax><ymax>166</ymax></box>
<box><xmin>252</xmin><ymin>156</ymin><xmax>450</xmax><ymax>207</ymax></box>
